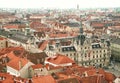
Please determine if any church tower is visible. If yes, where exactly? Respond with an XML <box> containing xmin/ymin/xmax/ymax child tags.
<box><xmin>77</xmin><ymin>20</ymin><xmax>85</xmax><ymax>45</ymax></box>
<box><xmin>25</xmin><ymin>22</ymin><xmax>30</xmax><ymax>36</ymax></box>
<box><xmin>77</xmin><ymin>4</ymin><xmax>79</xmax><ymax>10</ymax></box>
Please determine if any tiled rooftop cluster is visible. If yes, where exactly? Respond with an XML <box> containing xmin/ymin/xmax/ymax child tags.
<box><xmin>0</xmin><ymin>8</ymin><xmax>120</xmax><ymax>83</ymax></box>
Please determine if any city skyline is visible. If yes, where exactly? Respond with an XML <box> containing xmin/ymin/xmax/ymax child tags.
<box><xmin>0</xmin><ymin>0</ymin><xmax>120</xmax><ymax>9</ymax></box>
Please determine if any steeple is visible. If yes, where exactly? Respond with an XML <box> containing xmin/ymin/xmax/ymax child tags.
<box><xmin>77</xmin><ymin>20</ymin><xmax>85</xmax><ymax>45</ymax></box>
<box><xmin>25</xmin><ymin>22</ymin><xmax>30</xmax><ymax>35</ymax></box>
<box><xmin>79</xmin><ymin>21</ymin><xmax>83</xmax><ymax>35</ymax></box>
<box><xmin>77</xmin><ymin>4</ymin><xmax>79</xmax><ymax>10</ymax></box>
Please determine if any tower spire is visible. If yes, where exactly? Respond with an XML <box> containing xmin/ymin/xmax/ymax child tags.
<box><xmin>79</xmin><ymin>21</ymin><xmax>83</xmax><ymax>35</ymax></box>
<box><xmin>77</xmin><ymin>16</ymin><xmax>85</xmax><ymax>45</ymax></box>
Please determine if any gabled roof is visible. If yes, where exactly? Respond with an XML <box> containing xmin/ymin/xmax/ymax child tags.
<box><xmin>31</xmin><ymin>64</ymin><xmax>43</xmax><ymax>69</ymax></box>
<box><xmin>105</xmin><ymin>72</ymin><xmax>116</xmax><ymax>82</ymax></box>
<box><xmin>49</xmin><ymin>33</ymin><xmax>71</xmax><ymax>38</ymax></box>
<box><xmin>63</xmin><ymin>22</ymin><xmax>80</xmax><ymax>27</ymax></box>
<box><xmin>7</xmin><ymin>57</ymin><xmax>29</xmax><ymax>71</ymax></box>
<box><xmin>47</xmin><ymin>54</ymin><xmax>75</xmax><ymax>65</ymax></box>
<box><xmin>27</xmin><ymin>52</ymin><xmax>48</xmax><ymax>64</ymax></box>
<box><xmin>6</xmin><ymin>51</ymin><xmax>18</xmax><ymax>60</ymax></box>
<box><xmin>80</xmin><ymin>75</ymin><xmax>98</xmax><ymax>83</ymax></box>
<box><xmin>32</xmin><ymin>75</ymin><xmax>56</xmax><ymax>83</ymax></box>
<box><xmin>57</xmin><ymin>77</ymin><xmax>79</xmax><ymax>83</ymax></box>
<box><xmin>3</xmin><ymin>25</ymin><xmax>19</xmax><ymax>29</ymax></box>
<box><xmin>0</xmin><ymin>37</ymin><xmax>6</xmax><ymax>40</ymax></box>
<box><xmin>0</xmin><ymin>73</ymin><xmax>14</xmax><ymax>83</ymax></box>
<box><xmin>0</xmin><ymin>47</ymin><xmax>24</xmax><ymax>56</ymax></box>
<box><xmin>39</xmin><ymin>40</ymin><xmax>48</xmax><ymax>51</ymax></box>
<box><xmin>86</xmin><ymin>68</ymin><xmax>105</xmax><ymax>77</ymax></box>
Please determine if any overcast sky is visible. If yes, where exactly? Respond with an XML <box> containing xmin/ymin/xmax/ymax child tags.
<box><xmin>0</xmin><ymin>0</ymin><xmax>120</xmax><ymax>9</ymax></box>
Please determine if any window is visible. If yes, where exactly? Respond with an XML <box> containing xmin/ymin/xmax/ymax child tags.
<box><xmin>96</xmin><ymin>55</ymin><xmax>98</xmax><ymax>58</ymax></box>
<box><xmin>96</xmin><ymin>50</ymin><xmax>98</xmax><ymax>53</ymax></box>
<box><xmin>74</xmin><ymin>53</ymin><xmax>76</xmax><ymax>55</ymax></box>
<box><xmin>40</xmin><ymin>69</ymin><xmax>43</xmax><ymax>72</ymax></box>
<box><xmin>66</xmin><ymin>54</ymin><xmax>68</xmax><ymax>56</ymax></box>
<box><xmin>104</xmin><ymin>50</ymin><xmax>105</xmax><ymax>52</ymax></box>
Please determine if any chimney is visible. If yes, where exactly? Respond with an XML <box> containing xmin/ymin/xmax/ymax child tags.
<box><xmin>19</xmin><ymin>59</ymin><xmax>22</xmax><ymax>70</ymax></box>
<box><xmin>46</xmin><ymin>64</ymin><xmax>50</xmax><ymax>70</ymax></box>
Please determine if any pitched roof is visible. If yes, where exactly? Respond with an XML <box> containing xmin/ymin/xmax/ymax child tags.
<box><xmin>31</xmin><ymin>64</ymin><xmax>43</xmax><ymax>69</ymax></box>
<box><xmin>105</xmin><ymin>72</ymin><xmax>116</xmax><ymax>82</ymax></box>
<box><xmin>6</xmin><ymin>51</ymin><xmax>18</xmax><ymax>60</ymax></box>
<box><xmin>7</xmin><ymin>57</ymin><xmax>28</xmax><ymax>70</ymax></box>
<box><xmin>57</xmin><ymin>77</ymin><xmax>79</xmax><ymax>83</ymax></box>
<box><xmin>47</xmin><ymin>54</ymin><xmax>75</xmax><ymax>65</ymax></box>
<box><xmin>0</xmin><ymin>73</ymin><xmax>14</xmax><ymax>83</ymax></box>
<box><xmin>32</xmin><ymin>75</ymin><xmax>56</xmax><ymax>83</ymax></box>
<box><xmin>30</xmin><ymin>21</ymin><xmax>48</xmax><ymax>29</ymax></box>
<box><xmin>39</xmin><ymin>40</ymin><xmax>48</xmax><ymax>51</ymax></box>
<box><xmin>86</xmin><ymin>68</ymin><xmax>105</xmax><ymax>77</ymax></box>
<box><xmin>27</xmin><ymin>52</ymin><xmax>48</xmax><ymax>64</ymax></box>
<box><xmin>0</xmin><ymin>37</ymin><xmax>6</xmax><ymax>40</ymax></box>
<box><xmin>4</xmin><ymin>25</ymin><xmax>19</xmax><ymax>29</ymax></box>
<box><xmin>49</xmin><ymin>33</ymin><xmax>70</xmax><ymax>38</ymax></box>
<box><xmin>61</xmin><ymin>46</ymin><xmax>76</xmax><ymax>52</ymax></box>
<box><xmin>0</xmin><ymin>47</ymin><xmax>24</xmax><ymax>56</ymax></box>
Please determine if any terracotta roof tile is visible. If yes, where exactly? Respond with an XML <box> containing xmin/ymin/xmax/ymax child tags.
<box><xmin>47</xmin><ymin>54</ymin><xmax>75</xmax><ymax>65</ymax></box>
<box><xmin>4</xmin><ymin>25</ymin><xmax>19</xmax><ymax>29</ymax></box>
<box><xmin>105</xmin><ymin>72</ymin><xmax>116</xmax><ymax>82</ymax></box>
<box><xmin>0</xmin><ymin>73</ymin><xmax>14</xmax><ymax>83</ymax></box>
<box><xmin>6</xmin><ymin>51</ymin><xmax>18</xmax><ymax>60</ymax></box>
<box><xmin>32</xmin><ymin>75</ymin><xmax>56</xmax><ymax>83</ymax></box>
<box><xmin>0</xmin><ymin>47</ymin><xmax>24</xmax><ymax>56</ymax></box>
<box><xmin>7</xmin><ymin>57</ymin><xmax>28</xmax><ymax>70</ymax></box>
<box><xmin>0</xmin><ymin>37</ymin><xmax>6</xmax><ymax>40</ymax></box>
<box><xmin>31</xmin><ymin>64</ymin><xmax>43</xmax><ymax>69</ymax></box>
<box><xmin>91</xmin><ymin>23</ymin><xmax>104</xmax><ymax>28</ymax></box>
<box><xmin>39</xmin><ymin>40</ymin><xmax>48</xmax><ymax>51</ymax></box>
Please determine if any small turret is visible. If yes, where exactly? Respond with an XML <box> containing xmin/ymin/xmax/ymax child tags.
<box><xmin>25</xmin><ymin>23</ymin><xmax>30</xmax><ymax>35</ymax></box>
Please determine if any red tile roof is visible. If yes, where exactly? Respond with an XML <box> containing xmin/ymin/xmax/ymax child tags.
<box><xmin>49</xmin><ymin>33</ymin><xmax>70</xmax><ymax>38</ymax></box>
<box><xmin>0</xmin><ymin>37</ymin><xmax>6</xmax><ymax>40</ymax></box>
<box><xmin>0</xmin><ymin>47</ymin><xmax>24</xmax><ymax>56</ymax></box>
<box><xmin>7</xmin><ymin>57</ymin><xmax>28</xmax><ymax>70</ymax></box>
<box><xmin>105</xmin><ymin>72</ymin><xmax>116</xmax><ymax>82</ymax></box>
<box><xmin>31</xmin><ymin>64</ymin><xmax>43</xmax><ymax>69</ymax></box>
<box><xmin>86</xmin><ymin>68</ymin><xmax>105</xmax><ymax>77</ymax></box>
<box><xmin>0</xmin><ymin>73</ymin><xmax>14</xmax><ymax>83</ymax></box>
<box><xmin>80</xmin><ymin>75</ymin><xmax>98</xmax><ymax>83</ymax></box>
<box><xmin>4</xmin><ymin>25</ymin><xmax>19</xmax><ymax>29</ymax></box>
<box><xmin>30</xmin><ymin>21</ymin><xmax>48</xmax><ymax>29</ymax></box>
<box><xmin>91</xmin><ymin>23</ymin><xmax>104</xmax><ymax>28</ymax></box>
<box><xmin>6</xmin><ymin>51</ymin><xmax>17</xmax><ymax>60</ymax></box>
<box><xmin>39</xmin><ymin>40</ymin><xmax>48</xmax><ymax>51</ymax></box>
<box><xmin>32</xmin><ymin>75</ymin><xmax>56</xmax><ymax>83</ymax></box>
<box><xmin>47</xmin><ymin>54</ymin><xmax>75</xmax><ymax>65</ymax></box>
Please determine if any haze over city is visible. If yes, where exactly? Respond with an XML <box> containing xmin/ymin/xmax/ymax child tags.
<box><xmin>0</xmin><ymin>0</ymin><xmax>120</xmax><ymax>9</ymax></box>
<box><xmin>0</xmin><ymin>0</ymin><xmax>120</xmax><ymax>83</ymax></box>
